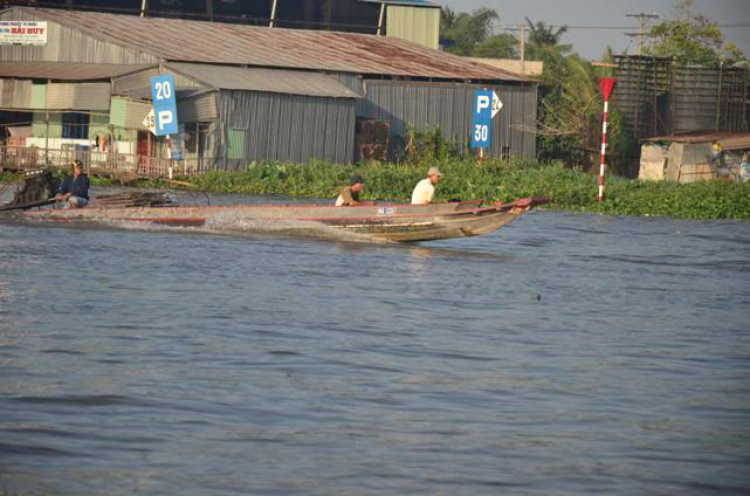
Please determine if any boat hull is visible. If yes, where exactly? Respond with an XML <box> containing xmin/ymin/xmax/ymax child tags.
<box><xmin>17</xmin><ymin>198</ymin><xmax>547</xmax><ymax>243</ymax></box>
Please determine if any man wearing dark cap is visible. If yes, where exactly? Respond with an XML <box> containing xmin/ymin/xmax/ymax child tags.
<box><xmin>55</xmin><ymin>160</ymin><xmax>90</xmax><ymax>208</ymax></box>
<box><xmin>335</xmin><ymin>174</ymin><xmax>370</xmax><ymax>206</ymax></box>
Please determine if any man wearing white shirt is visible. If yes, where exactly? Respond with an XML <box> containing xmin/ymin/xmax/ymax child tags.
<box><xmin>411</xmin><ymin>167</ymin><xmax>443</xmax><ymax>205</ymax></box>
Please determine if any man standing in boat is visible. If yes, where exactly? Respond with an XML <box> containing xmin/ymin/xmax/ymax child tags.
<box><xmin>411</xmin><ymin>167</ymin><xmax>443</xmax><ymax>205</ymax></box>
<box><xmin>55</xmin><ymin>160</ymin><xmax>90</xmax><ymax>208</ymax></box>
<box><xmin>336</xmin><ymin>174</ymin><xmax>372</xmax><ymax>206</ymax></box>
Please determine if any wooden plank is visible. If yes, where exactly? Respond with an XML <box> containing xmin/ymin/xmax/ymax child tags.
<box><xmin>680</xmin><ymin>163</ymin><xmax>714</xmax><ymax>174</ymax></box>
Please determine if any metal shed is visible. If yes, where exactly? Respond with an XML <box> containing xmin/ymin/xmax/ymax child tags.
<box><xmin>165</xmin><ymin>63</ymin><xmax>359</xmax><ymax>168</ymax></box>
<box><xmin>109</xmin><ymin>63</ymin><xmax>359</xmax><ymax>168</ymax></box>
<box><xmin>639</xmin><ymin>131</ymin><xmax>750</xmax><ymax>183</ymax></box>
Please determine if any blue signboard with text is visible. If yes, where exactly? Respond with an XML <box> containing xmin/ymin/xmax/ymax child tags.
<box><xmin>150</xmin><ymin>75</ymin><xmax>178</xmax><ymax>136</ymax></box>
<box><xmin>471</xmin><ymin>89</ymin><xmax>502</xmax><ymax>150</ymax></box>
<box><xmin>471</xmin><ymin>90</ymin><xmax>493</xmax><ymax>149</ymax></box>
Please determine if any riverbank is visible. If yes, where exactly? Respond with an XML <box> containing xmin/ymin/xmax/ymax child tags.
<box><xmin>3</xmin><ymin>159</ymin><xmax>749</xmax><ymax>220</ymax></box>
<box><xmin>174</xmin><ymin>159</ymin><xmax>750</xmax><ymax>220</ymax></box>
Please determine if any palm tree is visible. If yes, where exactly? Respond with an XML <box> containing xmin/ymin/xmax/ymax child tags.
<box><xmin>440</xmin><ymin>7</ymin><xmax>460</xmax><ymax>33</ymax></box>
<box><xmin>440</xmin><ymin>8</ymin><xmax>498</xmax><ymax>56</ymax></box>
<box><xmin>524</xmin><ymin>18</ymin><xmax>572</xmax><ymax>60</ymax></box>
<box><xmin>525</xmin><ymin>18</ymin><xmax>568</xmax><ymax>46</ymax></box>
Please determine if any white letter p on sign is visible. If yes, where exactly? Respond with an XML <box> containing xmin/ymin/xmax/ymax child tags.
<box><xmin>158</xmin><ymin>110</ymin><xmax>173</xmax><ymax>131</ymax></box>
<box><xmin>476</xmin><ymin>95</ymin><xmax>490</xmax><ymax>114</ymax></box>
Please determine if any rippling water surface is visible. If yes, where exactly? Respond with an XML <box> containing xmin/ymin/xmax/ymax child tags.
<box><xmin>1</xmin><ymin>191</ymin><xmax>749</xmax><ymax>495</ymax></box>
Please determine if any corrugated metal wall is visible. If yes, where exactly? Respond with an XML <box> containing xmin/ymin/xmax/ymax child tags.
<box><xmin>177</xmin><ymin>92</ymin><xmax>219</xmax><ymax>122</ymax></box>
<box><xmin>386</xmin><ymin>6</ymin><xmax>440</xmax><ymax>50</ymax></box>
<box><xmin>0</xmin><ymin>10</ymin><xmax>157</xmax><ymax>64</ymax></box>
<box><xmin>496</xmin><ymin>84</ymin><xmax>538</xmax><ymax>159</ymax></box>
<box><xmin>0</xmin><ymin>79</ymin><xmax>31</xmax><ymax>108</ymax></box>
<box><xmin>671</xmin><ymin>67</ymin><xmax>750</xmax><ymax>134</ymax></box>
<box><xmin>110</xmin><ymin>96</ymin><xmax>152</xmax><ymax>130</ymax></box>
<box><xmin>614</xmin><ymin>55</ymin><xmax>750</xmax><ymax>139</ymax></box>
<box><xmin>334</xmin><ymin>73</ymin><xmax>365</xmax><ymax>96</ymax></box>
<box><xmin>217</xmin><ymin>90</ymin><xmax>356</xmax><ymax>168</ymax></box>
<box><xmin>345</xmin><ymin>79</ymin><xmax>537</xmax><ymax>159</ymax></box>
<box><xmin>1</xmin><ymin>79</ymin><xmax>111</xmax><ymax>111</ymax></box>
<box><xmin>112</xmin><ymin>68</ymin><xmax>160</xmax><ymax>96</ymax></box>
<box><xmin>29</xmin><ymin>83</ymin><xmax>46</xmax><ymax>109</ymax></box>
<box><xmin>672</xmin><ymin>68</ymin><xmax>719</xmax><ymax>133</ymax></box>
<box><xmin>47</xmin><ymin>82</ymin><xmax>110</xmax><ymax>110</ymax></box>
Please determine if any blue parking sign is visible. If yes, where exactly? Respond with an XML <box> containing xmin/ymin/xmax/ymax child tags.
<box><xmin>471</xmin><ymin>89</ymin><xmax>493</xmax><ymax>149</ymax></box>
<box><xmin>151</xmin><ymin>75</ymin><xmax>179</xmax><ymax>136</ymax></box>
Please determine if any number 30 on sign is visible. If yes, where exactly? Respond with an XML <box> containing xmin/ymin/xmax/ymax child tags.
<box><xmin>474</xmin><ymin>124</ymin><xmax>489</xmax><ymax>142</ymax></box>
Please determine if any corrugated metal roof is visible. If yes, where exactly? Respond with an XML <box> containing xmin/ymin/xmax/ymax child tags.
<box><xmin>645</xmin><ymin>131</ymin><xmax>750</xmax><ymax>151</ymax></box>
<box><xmin>0</xmin><ymin>61</ymin><xmax>155</xmax><ymax>80</ymax></box>
<box><xmin>13</xmin><ymin>7</ymin><xmax>529</xmax><ymax>82</ymax></box>
<box><xmin>165</xmin><ymin>63</ymin><xmax>360</xmax><ymax>98</ymax></box>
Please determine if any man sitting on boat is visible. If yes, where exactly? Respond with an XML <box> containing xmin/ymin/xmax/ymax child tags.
<box><xmin>411</xmin><ymin>167</ymin><xmax>443</xmax><ymax>205</ymax></box>
<box><xmin>55</xmin><ymin>160</ymin><xmax>90</xmax><ymax>209</ymax></box>
<box><xmin>336</xmin><ymin>174</ymin><xmax>372</xmax><ymax>206</ymax></box>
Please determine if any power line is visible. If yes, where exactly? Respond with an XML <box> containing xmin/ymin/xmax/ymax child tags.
<box><xmin>626</xmin><ymin>12</ymin><xmax>659</xmax><ymax>55</ymax></box>
<box><xmin>497</xmin><ymin>22</ymin><xmax>750</xmax><ymax>31</ymax></box>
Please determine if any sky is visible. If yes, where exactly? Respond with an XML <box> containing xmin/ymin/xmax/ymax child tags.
<box><xmin>441</xmin><ymin>0</ymin><xmax>750</xmax><ymax>60</ymax></box>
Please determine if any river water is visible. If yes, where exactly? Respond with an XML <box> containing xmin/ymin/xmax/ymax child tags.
<box><xmin>1</xmin><ymin>190</ymin><xmax>749</xmax><ymax>495</ymax></box>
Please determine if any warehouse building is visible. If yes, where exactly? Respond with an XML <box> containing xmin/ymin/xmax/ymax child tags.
<box><xmin>1</xmin><ymin>6</ymin><xmax>537</xmax><ymax>175</ymax></box>
<box><xmin>1</xmin><ymin>0</ymin><xmax>441</xmax><ymax>48</ymax></box>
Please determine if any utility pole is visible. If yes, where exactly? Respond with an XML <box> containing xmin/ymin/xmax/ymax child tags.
<box><xmin>269</xmin><ymin>0</ymin><xmax>278</xmax><ymax>27</ymax></box>
<box><xmin>519</xmin><ymin>23</ymin><xmax>525</xmax><ymax>75</ymax></box>
<box><xmin>377</xmin><ymin>2</ymin><xmax>385</xmax><ymax>36</ymax></box>
<box><xmin>498</xmin><ymin>25</ymin><xmax>526</xmax><ymax>75</ymax></box>
<box><xmin>626</xmin><ymin>12</ymin><xmax>659</xmax><ymax>56</ymax></box>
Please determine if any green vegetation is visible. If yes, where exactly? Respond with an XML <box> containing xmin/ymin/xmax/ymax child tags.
<box><xmin>0</xmin><ymin>169</ymin><xmax>115</xmax><ymax>187</ymax></box>
<box><xmin>644</xmin><ymin>0</ymin><xmax>747</xmax><ymax>66</ymax></box>
<box><xmin>4</xmin><ymin>160</ymin><xmax>749</xmax><ymax>220</ymax></box>
<box><xmin>440</xmin><ymin>7</ymin><xmax>518</xmax><ymax>58</ymax></box>
<box><xmin>164</xmin><ymin>159</ymin><xmax>749</xmax><ymax>221</ymax></box>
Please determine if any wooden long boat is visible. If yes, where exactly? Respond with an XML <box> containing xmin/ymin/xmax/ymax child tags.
<box><xmin>12</xmin><ymin>197</ymin><xmax>548</xmax><ymax>243</ymax></box>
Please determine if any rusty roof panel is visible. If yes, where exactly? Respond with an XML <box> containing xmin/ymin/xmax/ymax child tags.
<box><xmin>0</xmin><ymin>61</ymin><xmax>155</xmax><ymax>80</ymax></box>
<box><xmin>646</xmin><ymin>131</ymin><xmax>750</xmax><ymax>150</ymax></box>
<box><xmin>18</xmin><ymin>7</ymin><xmax>529</xmax><ymax>83</ymax></box>
<box><xmin>166</xmin><ymin>63</ymin><xmax>360</xmax><ymax>98</ymax></box>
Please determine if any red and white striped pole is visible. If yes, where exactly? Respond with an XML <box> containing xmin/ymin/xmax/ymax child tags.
<box><xmin>598</xmin><ymin>78</ymin><xmax>617</xmax><ymax>203</ymax></box>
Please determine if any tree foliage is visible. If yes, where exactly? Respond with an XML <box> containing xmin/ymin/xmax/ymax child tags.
<box><xmin>644</xmin><ymin>0</ymin><xmax>746</xmax><ymax>66</ymax></box>
<box><xmin>439</xmin><ymin>7</ymin><xmax>518</xmax><ymax>58</ymax></box>
<box><xmin>473</xmin><ymin>34</ymin><xmax>518</xmax><ymax>59</ymax></box>
<box><xmin>524</xmin><ymin>18</ymin><xmax>572</xmax><ymax>59</ymax></box>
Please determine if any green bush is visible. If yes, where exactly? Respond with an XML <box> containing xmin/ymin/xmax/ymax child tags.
<box><xmin>176</xmin><ymin>158</ymin><xmax>750</xmax><ymax>220</ymax></box>
<box><xmin>7</xmin><ymin>160</ymin><xmax>746</xmax><ymax>220</ymax></box>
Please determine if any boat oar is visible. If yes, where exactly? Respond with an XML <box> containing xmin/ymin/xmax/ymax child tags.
<box><xmin>493</xmin><ymin>196</ymin><xmax>550</xmax><ymax>211</ymax></box>
<box><xmin>0</xmin><ymin>198</ymin><xmax>56</xmax><ymax>212</ymax></box>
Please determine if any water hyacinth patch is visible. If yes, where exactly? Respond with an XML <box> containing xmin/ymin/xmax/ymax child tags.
<box><xmin>3</xmin><ymin>159</ymin><xmax>749</xmax><ymax>221</ymax></box>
